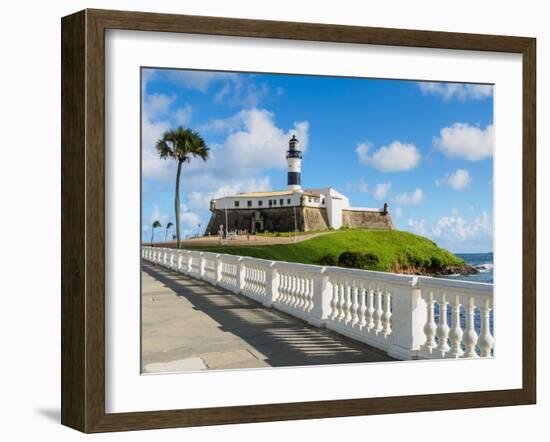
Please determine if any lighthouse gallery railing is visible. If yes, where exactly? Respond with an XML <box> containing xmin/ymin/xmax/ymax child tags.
<box><xmin>142</xmin><ymin>246</ymin><xmax>494</xmax><ymax>360</ymax></box>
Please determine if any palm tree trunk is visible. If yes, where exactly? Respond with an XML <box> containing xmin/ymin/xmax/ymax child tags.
<box><xmin>175</xmin><ymin>160</ymin><xmax>183</xmax><ymax>249</ymax></box>
<box><xmin>150</xmin><ymin>226</ymin><xmax>154</xmax><ymax>244</ymax></box>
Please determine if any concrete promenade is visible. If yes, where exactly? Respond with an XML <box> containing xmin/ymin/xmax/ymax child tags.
<box><xmin>142</xmin><ymin>262</ymin><xmax>394</xmax><ymax>373</ymax></box>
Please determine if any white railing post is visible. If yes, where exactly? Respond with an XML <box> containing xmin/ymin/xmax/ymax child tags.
<box><xmin>199</xmin><ymin>252</ymin><xmax>205</xmax><ymax>279</ymax></box>
<box><xmin>385</xmin><ymin>278</ymin><xmax>427</xmax><ymax>360</ymax></box>
<box><xmin>236</xmin><ymin>257</ymin><xmax>245</xmax><ymax>293</ymax></box>
<box><xmin>308</xmin><ymin>269</ymin><xmax>331</xmax><ymax>327</ymax></box>
<box><xmin>215</xmin><ymin>254</ymin><xmax>222</xmax><ymax>286</ymax></box>
<box><xmin>185</xmin><ymin>251</ymin><xmax>192</xmax><ymax>274</ymax></box>
<box><xmin>264</xmin><ymin>262</ymin><xmax>279</xmax><ymax>307</ymax></box>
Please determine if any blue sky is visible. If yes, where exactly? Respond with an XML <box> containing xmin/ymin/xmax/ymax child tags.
<box><xmin>141</xmin><ymin>68</ymin><xmax>494</xmax><ymax>253</ymax></box>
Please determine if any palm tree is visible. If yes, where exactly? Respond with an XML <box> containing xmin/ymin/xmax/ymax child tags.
<box><xmin>165</xmin><ymin>222</ymin><xmax>174</xmax><ymax>241</ymax></box>
<box><xmin>150</xmin><ymin>220</ymin><xmax>161</xmax><ymax>244</ymax></box>
<box><xmin>156</xmin><ymin>127</ymin><xmax>209</xmax><ymax>248</ymax></box>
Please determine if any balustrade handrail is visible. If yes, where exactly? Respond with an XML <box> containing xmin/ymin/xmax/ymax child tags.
<box><xmin>142</xmin><ymin>246</ymin><xmax>494</xmax><ymax>361</ymax></box>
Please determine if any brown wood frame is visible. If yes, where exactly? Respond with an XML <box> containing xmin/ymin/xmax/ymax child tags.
<box><xmin>61</xmin><ymin>8</ymin><xmax>536</xmax><ymax>433</ymax></box>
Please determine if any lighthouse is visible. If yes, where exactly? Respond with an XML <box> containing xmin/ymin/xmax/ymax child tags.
<box><xmin>286</xmin><ymin>135</ymin><xmax>302</xmax><ymax>190</ymax></box>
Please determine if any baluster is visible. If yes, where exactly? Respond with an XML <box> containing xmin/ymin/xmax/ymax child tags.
<box><xmin>285</xmin><ymin>273</ymin><xmax>291</xmax><ymax>304</ymax></box>
<box><xmin>279</xmin><ymin>273</ymin><xmax>286</xmax><ymax>303</ymax></box>
<box><xmin>448</xmin><ymin>294</ymin><xmax>464</xmax><ymax>357</ymax></box>
<box><xmin>301</xmin><ymin>275</ymin><xmax>308</xmax><ymax>310</ymax></box>
<box><xmin>304</xmin><ymin>277</ymin><xmax>311</xmax><ymax>311</ymax></box>
<box><xmin>337</xmin><ymin>280</ymin><xmax>346</xmax><ymax>321</ymax></box>
<box><xmin>290</xmin><ymin>273</ymin><xmax>298</xmax><ymax>307</ymax></box>
<box><xmin>478</xmin><ymin>298</ymin><xmax>494</xmax><ymax>357</ymax></box>
<box><xmin>382</xmin><ymin>290</ymin><xmax>392</xmax><ymax>336</ymax></box>
<box><xmin>463</xmin><ymin>296</ymin><xmax>479</xmax><ymax>358</ymax></box>
<box><xmin>366</xmin><ymin>286</ymin><xmax>375</xmax><ymax>331</ymax></box>
<box><xmin>358</xmin><ymin>284</ymin><xmax>367</xmax><ymax>328</ymax></box>
<box><xmin>344</xmin><ymin>282</ymin><xmax>352</xmax><ymax>323</ymax></box>
<box><xmin>295</xmin><ymin>275</ymin><xmax>304</xmax><ymax>309</ymax></box>
<box><xmin>305</xmin><ymin>276</ymin><xmax>312</xmax><ymax>310</ymax></box>
<box><xmin>330</xmin><ymin>280</ymin><xmax>339</xmax><ymax>320</ymax></box>
<box><xmin>423</xmin><ymin>290</ymin><xmax>437</xmax><ymax>351</ymax></box>
<box><xmin>258</xmin><ymin>268</ymin><xmax>263</xmax><ymax>294</ymax></box>
<box><xmin>286</xmin><ymin>273</ymin><xmax>292</xmax><ymax>304</ymax></box>
<box><xmin>351</xmin><ymin>282</ymin><xmax>360</xmax><ymax>326</ymax></box>
<box><xmin>436</xmin><ymin>293</ymin><xmax>450</xmax><ymax>354</ymax></box>
<box><xmin>374</xmin><ymin>287</ymin><xmax>384</xmax><ymax>333</ymax></box>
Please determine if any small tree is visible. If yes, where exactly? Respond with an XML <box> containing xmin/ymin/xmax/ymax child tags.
<box><xmin>156</xmin><ymin>127</ymin><xmax>209</xmax><ymax>248</ymax></box>
<box><xmin>150</xmin><ymin>220</ymin><xmax>161</xmax><ymax>244</ymax></box>
<box><xmin>165</xmin><ymin>222</ymin><xmax>174</xmax><ymax>241</ymax></box>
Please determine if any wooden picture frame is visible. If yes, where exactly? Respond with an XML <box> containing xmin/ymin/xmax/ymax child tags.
<box><xmin>61</xmin><ymin>8</ymin><xmax>536</xmax><ymax>433</ymax></box>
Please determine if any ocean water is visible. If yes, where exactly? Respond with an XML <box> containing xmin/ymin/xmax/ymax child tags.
<box><xmin>447</xmin><ymin>252</ymin><xmax>494</xmax><ymax>284</ymax></box>
<box><xmin>434</xmin><ymin>252</ymin><xmax>494</xmax><ymax>337</ymax></box>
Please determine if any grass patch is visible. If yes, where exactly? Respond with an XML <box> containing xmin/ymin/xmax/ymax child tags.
<box><xmin>187</xmin><ymin>229</ymin><xmax>463</xmax><ymax>272</ymax></box>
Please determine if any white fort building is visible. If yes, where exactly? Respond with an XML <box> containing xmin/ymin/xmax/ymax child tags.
<box><xmin>205</xmin><ymin>135</ymin><xmax>394</xmax><ymax>235</ymax></box>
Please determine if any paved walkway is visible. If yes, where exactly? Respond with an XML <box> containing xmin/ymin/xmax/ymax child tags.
<box><xmin>142</xmin><ymin>262</ymin><xmax>394</xmax><ymax>373</ymax></box>
<box><xmin>148</xmin><ymin>230</ymin><xmax>335</xmax><ymax>248</ymax></box>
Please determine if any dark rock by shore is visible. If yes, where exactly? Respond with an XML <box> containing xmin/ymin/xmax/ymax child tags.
<box><xmin>390</xmin><ymin>264</ymin><xmax>479</xmax><ymax>277</ymax></box>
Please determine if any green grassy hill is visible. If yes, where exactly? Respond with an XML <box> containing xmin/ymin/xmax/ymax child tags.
<box><xmin>188</xmin><ymin>229</ymin><xmax>465</xmax><ymax>273</ymax></box>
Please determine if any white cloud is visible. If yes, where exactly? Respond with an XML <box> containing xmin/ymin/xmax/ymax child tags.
<box><xmin>356</xmin><ymin>141</ymin><xmax>421</xmax><ymax>172</ymax></box>
<box><xmin>181</xmin><ymin>211</ymin><xmax>202</xmax><ymax>229</ymax></box>
<box><xmin>418</xmin><ymin>82</ymin><xmax>493</xmax><ymax>101</ymax></box>
<box><xmin>165</xmin><ymin>70</ymin><xmax>236</xmax><ymax>92</ymax></box>
<box><xmin>395</xmin><ymin>188</ymin><xmax>423</xmax><ymax>205</ymax></box>
<box><xmin>193</xmin><ymin>108</ymin><xmax>309</xmax><ymax>178</ymax></box>
<box><xmin>185</xmin><ymin>177</ymin><xmax>272</xmax><ymax>211</ymax></box>
<box><xmin>142</xmin><ymin>116</ymin><xmax>174</xmax><ymax>180</ymax></box>
<box><xmin>149</xmin><ymin>205</ymin><xmax>169</xmax><ymax>226</ymax></box>
<box><xmin>436</xmin><ymin>169</ymin><xmax>472</xmax><ymax>190</ymax></box>
<box><xmin>141</xmin><ymin>91</ymin><xmax>194</xmax><ymax>180</ymax></box>
<box><xmin>172</xmin><ymin>104</ymin><xmax>193</xmax><ymax>126</ymax></box>
<box><xmin>434</xmin><ymin>123</ymin><xmax>493</xmax><ymax>161</ymax></box>
<box><xmin>215</xmin><ymin>78</ymin><xmax>269</xmax><ymax>108</ymax></box>
<box><xmin>432</xmin><ymin>211</ymin><xmax>493</xmax><ymax>242</ymax></box>
<box><xmin>407</xmin><ymin>218</ymin><xmax>428</xmax><ymax>236</ymax></box>
<box><xmin>143</xmin><ymin>93</ymin><xmax>175</xmax><ymax>121</ymax></box>
<box><xmin>373</xmin><ymin>182</ymin><xmax>391</xmax><ymax>200</ymax></box>
<box><xmin>345</xmin><ymin>178</ymin><xmax>368</xmax><ymax>193</ymax></box>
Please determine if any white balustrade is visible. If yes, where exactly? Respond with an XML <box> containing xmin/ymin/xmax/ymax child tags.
<box><xmin>272</xmin><ymin>261</ymin><xmax>327</xmax><ymax>325</ymax></box>
<box><xmin>416</xmin><ymin>277</ymin><xmax>494</xmax><ymax>359</ymax></box>
<box><xmin>142</xmin><ymin>246</ymin><xmax>494</xmax><ymax>361</ymax></box>
<box><xmin>240</xmin><ymin>257</ymin><xmax>271</xmax><ymax>304</ymax></box>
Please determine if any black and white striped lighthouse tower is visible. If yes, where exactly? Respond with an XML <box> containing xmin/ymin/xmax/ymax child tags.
<box><xmin>286</xmin><ymin>135</ymin><xmax>302</xmax><ymax>190</ymax></box>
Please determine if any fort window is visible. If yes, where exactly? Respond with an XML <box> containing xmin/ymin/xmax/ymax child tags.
<box><xmin>322</xmin><ymin>198</ymin><xmax>325</xmax><ymax>205</ymax></box>
<box><xmin>247</xmin><ymin>200</ymin><xmax>252</xmax><ymax>207</ymax></box>
<box><xmin>234</xmin><ymin>201</ymin><xmax>240</xmax><ymax>207</ymax></box>
<box><xmin>273</xmin><ymin>200</ymin><xmax>277</xmax><ymax>205</ymax></box>
<box><xmin>234</xmin><ymin>219</ymin><xmax>238</xmax><ymax>227</ymax></box>
<box><xmin>269</xmin><ymin>200</ymin><xmax>273</xmax><ymax>207</ymax></box>
<box><xmin>280</xmin><ymin>198</ymin><xmax>284</xmax><ymax>205</ymax></box>
<box><xmin>287</xmin><ymin>198</ymin><xmax>291</xmax><ymax>204</ymax></box>
<box><xmin>258</xmin><ymin>200</ymin><xmax>263</xmax><ymax>206</ymax></box>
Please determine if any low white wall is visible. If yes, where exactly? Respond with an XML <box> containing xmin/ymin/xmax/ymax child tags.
<box><xmin>143</xmin><ymin>247</ymin><xmax>494</xmax><ymax>361</ymax></box>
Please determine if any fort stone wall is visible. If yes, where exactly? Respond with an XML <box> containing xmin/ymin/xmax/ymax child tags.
<box><xmin>341</xmin><ymin>209</ymin><xmax>395</xmax><ymax>230</ymax></box>
<box><xmin>205</xmin><ymin>206</ymin><xmax>393</xmax><ymax>235</ymax></box>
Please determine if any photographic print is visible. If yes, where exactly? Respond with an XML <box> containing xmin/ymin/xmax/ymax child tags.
<box><xmin>140</xmin><ymin>68</ymin><xmax>494</xmax><ymax>374</ymax></box>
